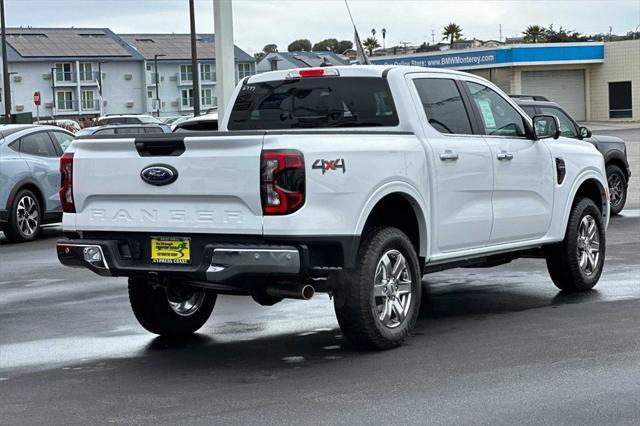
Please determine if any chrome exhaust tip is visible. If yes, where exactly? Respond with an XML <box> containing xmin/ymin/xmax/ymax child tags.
<box><xmin>266</xmin><ymin>284</ymin><xmax>315</xmax><ymax>300</ymax></box>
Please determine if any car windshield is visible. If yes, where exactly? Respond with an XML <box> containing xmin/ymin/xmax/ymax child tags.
<box><xmin>228</xmin><ymin>77</ymin><xmax>399</xmax><ymax>130</ymax></box>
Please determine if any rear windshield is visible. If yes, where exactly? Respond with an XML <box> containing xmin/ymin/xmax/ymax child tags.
<box><xmin>228</xmin><ymin>77</ymin><xmax>399</xmax><ymax>130</ymax></box>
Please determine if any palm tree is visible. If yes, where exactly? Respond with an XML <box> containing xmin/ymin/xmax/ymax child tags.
<box><xmin>363</xmin><ymin>37</ymin><xmax>380</xmax><ymax>56</ymax></box>
<box><xmin>523</xmin><ymin>25</ymin><xmax>546</xmax><ymax>43</ymax></box>
<box><xmin>442</xmin><ymin>23</ymin><xmax>463</xmax><ymax>47</ymax></box>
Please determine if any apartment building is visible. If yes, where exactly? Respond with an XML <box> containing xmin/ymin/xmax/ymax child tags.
<box><xmin>121</xmin><ymin>34</ymin><xmax>256</xmax><ymax>117</ymax></box>
<box><xmin>0</xmin><ymin>27</ymin><xmax>146</xmax><ymax>120</ymax></box>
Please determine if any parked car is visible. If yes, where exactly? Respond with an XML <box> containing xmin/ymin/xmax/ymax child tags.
<box><xmin>95</xmin><ymin>115</ymin><xmax>169</xmax><ymax>130</ymax></box>
<box><xmin>162</xmin><ymin>116</ymin><xmax>188</xmax><ymax>125</ymax></box>
<box><xmin>0</xmin><ymin>125</ymin><xmax>74</xmax><ymax>242</ymax></box>
<box><xmin>75</xmin><ymin>124</ymin><xmax>172</xmax><ymax>137</ymax></box>
<box><xmin>513</xmin><ymin>97</ymin><xmax>631</xmax><ymax>215</ymax></box>
<box><xmin>58</xmin><ymin>66</ymin><xmax>609</xmax><ymax>350</ymax></box>
<box><xmin>35</xmin><ymin>119</ymin><xmax>81</xmax><ymax>133</ymax></box>
<box><xmin>168</xmin><ymin>115</ymin><xmax>194</xmax><ymax>130</ymax></box>
<box><xmin>172</xmin><ymin>113</ymin><xmax>218</xmax><ymax>132</ymax></box>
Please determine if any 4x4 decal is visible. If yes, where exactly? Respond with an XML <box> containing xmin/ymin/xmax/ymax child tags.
<box><xmin>312</xmin><ymin>158</ymin><xmax>346</xmax><ymax>174</ymax></box>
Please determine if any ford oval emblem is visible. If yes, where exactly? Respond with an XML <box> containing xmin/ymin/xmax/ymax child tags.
<box><xmin>140</xmin><ymin>164</ymin><xmax>178</xmax><ymax>186</ymax></box>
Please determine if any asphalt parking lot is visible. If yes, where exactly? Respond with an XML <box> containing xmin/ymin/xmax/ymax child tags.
<box><xmin>1</xmin><ymin>207</ymin><xmax>639</xmax><ymax>424</ymax></box>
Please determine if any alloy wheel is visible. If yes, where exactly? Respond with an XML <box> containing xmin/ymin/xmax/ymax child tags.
<box><xmin>168</xmin><ymin>291</ymin><xmax>207</xmax><ymax>317</ymax></box>
<box><xmin>576</xmin><ymin>215</ymin><xmax>600</xmax><ymax>276</ymax></box>
<box><xmin>608</xmin><ymin>173</ymin><xmax>624</xmax><ymax>208</ymax></box>
<box><xmin>16</xmin><ymin>195</ymin><xmax>39</xmax><ymax>237</ymax></box>
<box><xmin>373</xmin><ymin>249</ymin><xmax>413</xmax><ymax>329</ymax></box>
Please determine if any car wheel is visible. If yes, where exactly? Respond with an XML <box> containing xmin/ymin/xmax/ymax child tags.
<box><xmin>3</xmin><ymin>189</ymin><xmax>42</xmax><ymax>243</ymax></box>
<box><xmin>334</xmin><ymin>227</ymin><xmax>421</xmax><ymax>350</ymax></box>
<box><xmin>128</xmin><ymin>276</ymin><xmax>217</xmax><ymax>337</ymax></box>
<box><xmin>606</xmin><ymin>164</ymin><xmax>627</xmax><ymax>215</ymax></box>
<box><xmin>546</xmin><ymin>198</ymin><xmax>606</xmax><ymax>292</ymax></box>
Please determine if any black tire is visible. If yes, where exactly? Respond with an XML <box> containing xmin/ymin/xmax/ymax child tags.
<box><xmin>3</xmin><ymin>189</ymin><xmax>42</xmax><ymax>243</ymax></box>
<box><xmin>606</xmin><ymin>164</ymin><xmax>627</xmax><ymax>216</ymax></box>
<box><xmin>128</xmin><ymin>276</ymin><xmax>216</xmax><ymax>337</ymax></box>
<box><xmin>546</xmin><ymin>198</ymin><xmax>606</xmax><ymax>292</ymax></box>
<box><xmin>334</xmin><ymin>227</ymin><xmax>422</xmax><ymax>350</ymax></box>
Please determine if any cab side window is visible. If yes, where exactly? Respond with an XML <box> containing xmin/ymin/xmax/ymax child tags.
<box><xmin>19</xmin><ymin>132</ymin><xmax>58</xmax><ymax>157</ymax></box>
<box><xmin>466</xmin><ymin>82</ymin><xmax>527</xmax><ymax>137</ymax></box>
<box><xmin>414</xmin><ymin>78</ymin><xmax>473</xmax><ymax>135</ymax></box>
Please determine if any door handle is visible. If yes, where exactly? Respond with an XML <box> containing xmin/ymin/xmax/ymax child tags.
<box><xmin>497</xmin><ymin>152</ymin><xmax>514</xmax><ymax>161</ymax></box>
<box><xmin>440</xmin><ymin>150</ymin><xmax>459</xmax><ymax>161</ymax></box>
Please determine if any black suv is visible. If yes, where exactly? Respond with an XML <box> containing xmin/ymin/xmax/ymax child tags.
<box><xmin>513</xmin><ymin>97</ymin><xmax>631</xmax><ymax>215</ymax></box>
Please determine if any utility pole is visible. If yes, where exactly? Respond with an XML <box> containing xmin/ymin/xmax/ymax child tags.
<box><xmin>154</xmin><ymin>53</ymin><xmax>165</xmax><ymax>117</ymax></box>
<box><xmin>213</xmin><ymin>0</ymin><xmax>235</xmax><ymax>120</ymax></box>
<box><xmin>499</xmin><ymin>24</ymin><xmax>502</xmax><ymax>42</ymax></box>
<box><xmin>1</xmin><ymin>0</ymin><xmax>12</xmax><ymax>123</ymax></box>
<box><xmin>189</xmin><ymin>0</ymin><xmax>200</xmax><ymax>116</ymax></box>
<box><xmin>431</xmin><ymin>30</ymin><xmax>435</xmax><ymax>45</ymax></box>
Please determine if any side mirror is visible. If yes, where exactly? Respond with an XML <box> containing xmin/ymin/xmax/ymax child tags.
<box><xmin>579</xmin><ymin>126</ymin><xmax>592</xmax><ymax>139</ymax></box>
<box><xmin>532</xmin><ymin>115</ymin><xmax>561</xmax><ymax>140</ymax></box>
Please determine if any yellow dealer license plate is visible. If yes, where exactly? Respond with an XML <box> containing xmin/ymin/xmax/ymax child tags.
<box><xmin>150</xmin><ymin>237</ymin><xmax>191</xmax><ymax>264</ymax></box>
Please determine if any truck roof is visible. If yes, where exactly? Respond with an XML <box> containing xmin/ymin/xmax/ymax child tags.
<box><xmin>246</xmin><ymin>65</ymin><xmax>473</xmax><ymax>84</ymax></box>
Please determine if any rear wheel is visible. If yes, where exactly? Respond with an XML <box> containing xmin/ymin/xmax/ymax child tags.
<box><xmin>128</xmin><ymin>276</ymin><xmax>216</xmax><ymax>337</ymax></box>
<box><xmin>607</xmin><ymin>164</ymin><xmax>627</xmax><ymax>215</ymax></box>
<box><xmin>546</xmin><ymin>198</ymin><xmax>605</xmax><ymax>291</ymax></box>
<box><xmin>334</xmin><ymin>227</ymin><xmax>421</xmax><ymax>350</ymax></box>
<box><xmin>3</xmin><ymin>189</ymin><xmax>41</xmax><ymax>243</ymax></box>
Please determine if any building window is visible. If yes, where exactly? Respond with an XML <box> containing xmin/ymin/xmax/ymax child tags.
<box><xmin>609</xmin><ymin>81</ymin><xmax>632</xmax><ymax>119</ymax></box>
<box><xmin>201</xmin><ymin>88</ymin><xmax>214</xmax><ymax>106</ymax></box>
<box><xmin>56</xmin><ymin>91</ymin><xmax>74</xmax><ymax>110</ymax></box>
<box><xmin>180</xmin><ymin>64</ymin><xmax>193</xmax><ymax>82</ymax></box>
<box><xmin>181</xmin><ymin>89</ymin><xmax>193</xmax><ymax>107</ymax></box>
<box><xmin>55</xmin><ymin>63</ymin><xmax>73</xmax><ymax>82</ymax></box>
<box><xmin>79</xmin><ymin>63</ymin><xmax>93</xmax><ymax>81</ymax></box>
<box><xmin>146</xmin><ymin>64</ymin><xmax>152</xmax><ymax>71</ymax></box>
<box><xmin>147</xmin><ymin>90</ymin><xmax>154</xmax><ymax>99</ymax></box>
<box><xmin>237</xmin><ymin>63</ymin><xmax>254</xmax><ymax>80</ymax></box>
<box><xmin>270</xmin><ymin>59</ymin><xmax>278</xmax><ymax>71</ymax></box>
<box><xmin>81</xmin><ymin>90</ymin><xmax>95</xmax><ymax>110</ymax></box>
<box><xmin>200</xmin><ymin>63</ymin><xmax>213</xmax><ymax>81</ymax></box>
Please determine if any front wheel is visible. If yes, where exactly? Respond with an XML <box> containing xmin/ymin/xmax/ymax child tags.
<box><xmin>128</xmin><ymin>276</ymin><xmax>216</xmax><ymax>337</ymax></box>
<box><xmin>546</xmin><ymin>198</ymin><xmax>606</xmax><ymax>291</ymax></box>
<box><xmin>334</xmin><ymin>227</ymin><xmax>422</xmax><ymax>350</ymax></box>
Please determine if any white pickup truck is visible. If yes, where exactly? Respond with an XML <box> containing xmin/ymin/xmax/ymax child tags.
<box><xmin>57</xmin><ymin>66</ymin><xmax>609</xmax><ymax>349</ymax></box>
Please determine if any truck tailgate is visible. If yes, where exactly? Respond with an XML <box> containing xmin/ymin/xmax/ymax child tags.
<box><xmin>70</xmin><ymin>134</ymin><xmax>264</xmax><ymax>234</ymax></box>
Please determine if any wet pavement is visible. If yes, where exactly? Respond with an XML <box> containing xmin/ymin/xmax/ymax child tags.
<box><xmin>1</xmin><ymin>211</ymin><xmax>639</xmax><ymax>424</ymax></box>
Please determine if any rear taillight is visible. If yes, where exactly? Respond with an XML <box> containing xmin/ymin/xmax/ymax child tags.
<box><xmin>260</xmin><ymin>150</ymin><xmax>305</xmax><ymax>215</ymax></box>
<box><xmin>59</xmin><ymin>152</ymin><xmax>75</xmax><ymax>213</ymax></box>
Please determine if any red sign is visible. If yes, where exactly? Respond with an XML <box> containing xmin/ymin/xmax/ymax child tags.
<box><xmin>33</xmin><ymin>91</ymin><xmax>41</xmax><ymax>106</ymax></box>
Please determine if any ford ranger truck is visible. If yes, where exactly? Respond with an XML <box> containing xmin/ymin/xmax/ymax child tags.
<box><xmin>57</xmin><ymin>66</ymin><xmax>609</xmax><ymax>350</ymax></box>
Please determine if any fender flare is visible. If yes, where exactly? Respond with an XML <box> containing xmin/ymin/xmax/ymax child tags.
<box><xmin>5</xmin><ymin>176</ymin><xmax>46</xmax><ymax>211</ymax></box>
<box><xmin>560</xmin><ymin>169</ymin><xmax>609</xmax><ymax>234</ymax></box>
<box><xmin>355</xmin><ymin>180</ymin><xmax>429</xmax><ymax>258</ymax></box>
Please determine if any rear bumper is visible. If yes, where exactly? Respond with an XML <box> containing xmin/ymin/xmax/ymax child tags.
<box><xmin>57</xmin><ymin>239</ymin><xmax>303</xmax><ymax>284</ymax></box>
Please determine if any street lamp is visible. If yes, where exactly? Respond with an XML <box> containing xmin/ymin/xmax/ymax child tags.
<box><xmin>382</xmin><ymin>28</ymin><xmax>387</xmax><ymax>54</ymax></box>
<box><xmin>154</xmin><ymin>54</ymin><xmax>166</xmax><ymax>118</ymax></box>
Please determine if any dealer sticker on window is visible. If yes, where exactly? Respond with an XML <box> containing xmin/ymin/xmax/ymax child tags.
<box><xmin>150</xmin><ymin>237</ymin><xmax>191</xmax><ymax>264</ymax></box>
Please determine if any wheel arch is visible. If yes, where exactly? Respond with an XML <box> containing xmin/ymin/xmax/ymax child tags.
<box><xmin>355</xmin><ymin>182</ymin><xmax>428</xmax><ymax>261</ymax></box>
<box><xmin>605</xmin><ymin>153</ymin><xmax>629</xmax><ymax>180</ymax></box>
<box><xmin>6</xmin><ymin>177</ymin><xmax>46</xmax><ymax>213</ymax></box>
<box><xmin>561</xmin><ymin>172</ymin><xmax>609</xmax><ymax>235</ymax></box>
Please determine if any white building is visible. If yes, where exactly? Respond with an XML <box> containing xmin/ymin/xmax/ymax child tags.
<box><xmin>1</xmin><ymin>27</ymin><xmax>147</xmax><ymax>121</ymax></box>
<box><xmin>120</xmin><ymin>34</ymin><xmax>256</xmax><ymax>118</ymax></box>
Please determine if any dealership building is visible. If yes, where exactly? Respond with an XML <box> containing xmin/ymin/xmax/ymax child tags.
<box><xmin>371</xmin><ymin>40</ymin><xmax>640</xmax><ymax>122</ymax></box>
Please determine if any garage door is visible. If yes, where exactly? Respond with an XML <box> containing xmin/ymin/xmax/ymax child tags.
<box><xmin>521</xmin><ymin>70</ymin><xmax>586</xmax><ymax>121</ymax></box>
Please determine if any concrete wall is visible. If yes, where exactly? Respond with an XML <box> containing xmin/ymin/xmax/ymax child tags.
<box><xmin>589</xmin><ymin>40</ymin><xmax>640</xmax><ymax>122</ymax></box>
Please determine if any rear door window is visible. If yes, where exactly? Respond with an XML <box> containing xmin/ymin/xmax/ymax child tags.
<box><xmin>413</xmin><ymin>78</ymin><xmax>473</xmax><ymax>135</ymax></box>
<box><xmin>144</xmin><ymin>126</ymin><xmax>165</xmax><ymax>134</ymax></box>
<box><xmin>116</xmin><ymin>127</ymin><xmax>144</xmax><ymax>135</ymax></box>
<box><xmin>228</xmin><ymin>77</ymin><xmax>398</xmax><ymax>130</ymax></box>
<box><xmin>19</xmin><ymin>132</ymin><xmax>58</xmax><ymax>157</ymax></box>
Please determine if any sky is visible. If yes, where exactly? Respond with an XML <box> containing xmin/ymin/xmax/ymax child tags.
<box><xmin>5</xmin><ymin>0</ymin><xmax>640</xmax><ymax>54</ymax></box>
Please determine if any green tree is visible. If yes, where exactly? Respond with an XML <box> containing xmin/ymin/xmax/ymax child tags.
<box><xmin>336</xmin><ymin>40</ymin><xmax>354</xmax><ymax>54</ymax></box>
<box><xmin>523</xmin><ymin>25</ymin><xmax>547</xmax><ymax>43</ymax></box>
<box><xmin>442</xmin><ymin>23</ymin><xmax>463</xmax><ymax>46</ymax></box>
<box><xmin>263</xmin><ymin>43</ymin><xmax>278</xmax><ymax>53</ymax></box>
<box><xmin>287</xmin><ymin>39</ymin><xmax>312</xmax><ymax>52</ymax></box>
<box><xmin>312</xmin><ymin>38</ymin><xmax>339</xmax><ymax>52</ymax></box>
<box><xmin>363</xmin><ymin>37</ymin><xmax>380</xmax><ymax>56</ymax></box>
